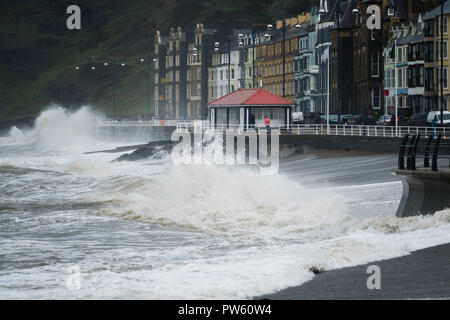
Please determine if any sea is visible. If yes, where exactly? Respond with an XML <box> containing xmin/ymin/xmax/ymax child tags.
<box><xmin>0</xmin><ymin>105</ymin><xmax>449</xmax><ymax>299</ymax></box>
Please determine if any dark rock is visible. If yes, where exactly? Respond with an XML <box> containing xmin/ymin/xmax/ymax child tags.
<box><xmin>309</xmin><ymin>267</ymin><xmax>325</xmax><ymax>275</ymax></box>
<box><xmin>113</xmin><ymin>140</ymin><xmax>175</xmax><ymax>162</ymax></box>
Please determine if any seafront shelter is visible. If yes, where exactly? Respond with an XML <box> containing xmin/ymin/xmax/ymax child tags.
<box><xmin>207</xmin><ymin>89</ymin><xmax>294</xmax><ymax>129</ymax></box>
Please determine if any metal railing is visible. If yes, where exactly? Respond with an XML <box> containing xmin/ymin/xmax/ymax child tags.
<box><xmin>398</xmin><ymin>134</ymin><xmax>450</xmax><ymax>172</ymax></box>
<box><xmin>97</xmin><ymin>120</ymin><xmax>208</xmax><ymax>127</ymax></box>
<box><xmin>175</xmin><ymin>123</ymin><xmax>449</xmax><ymax>139</ymax></box>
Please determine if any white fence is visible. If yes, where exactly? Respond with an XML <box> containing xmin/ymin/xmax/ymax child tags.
<box><xmin>175</xmin><ymin>123</ymin><xmax>449</xmax><ymax>139</ymax></box>
<box><xmin>98</xmin><ymin>120</ymin><xmax>208</xmax><ymax>127</ymax></box>
<box><xmin>96</xmin><ymin>120</ymin><xmax>448</xmax><ymax>139</ymax></box>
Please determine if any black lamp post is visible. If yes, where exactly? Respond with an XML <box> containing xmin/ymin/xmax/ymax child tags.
<box><xmin>140</xmin><ymin>57</ymin><xmax>157</xmax><ymax>116</ymax></box>
<box><xmin>336</xmin><ymin>0</ymin><xmax>341</xmax><ymax>123</ymax></box>
<box><xmin>104</xmin><ymin>61</ymin><xmax>126</xmax><ymax>120</ymax></box>
<box><xmin>440</xmin><ymin>0</ymin><xmax>444</xmax><ymax>125</ymax></box>
<box><xmin>228</xmin><ymin>38</ymin><xmax>231</xmax><ymax>93</ymax></box>
<box><xmin>213</xmin><ymin>40</ymin><xmax>231</xmax><ymax>94</ymax></box>
<box><xmin>267</xmin><ymin>22</ymin><xmax>286</xmax><ymax>97</ymax></box>
<box><xmin>238</xmin><ymin>32</ymin><xmax>257</xmax><ymax>89</ymax></box>
<box><xmin>319</xmin><ymin>5</ymin><xmax>328</xmax><ymax>116</ymax></box>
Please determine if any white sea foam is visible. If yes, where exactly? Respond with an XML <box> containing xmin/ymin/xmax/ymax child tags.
<box><xmin>0</xmin><ymin>105</ymin><xmax>106</xmax><ymax>153</ymax></box>
<box><xmin>102</xmin><ymin>165</ymin><xmax>350</xmax><ymax>239</ymax></box>
<box><xmin>1</xmin><ymin>106</ymin><xmax>450</xmax><ymax>300</ymax></box>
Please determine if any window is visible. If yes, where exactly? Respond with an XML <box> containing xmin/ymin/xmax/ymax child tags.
<box><xmin>398</xmin><ymin>69</ymin><xmax>403</xmax><ymax>87</ymax></box>
<box><xmin>418</xmin><ymin>43</ymin><xmax>424</xmax><ymax>60</ymax></box>
<box><xmin>385</xmin><ymin>68</ymin><xmax>395</xmax><ymax>88</ymax></box>
<box><xmin>409</xmin><ymin>44</ymin><xmax>415</xmax><ymax>60</ymax></box>
<box><xmin>419</xmin><ymin>66</ymin><xmax>424</xmax><ymax>86</ymax></box>
<box><xmin>197</xmin><ymin>68</ymin><xmax>201</xmax><ymax>80</ymax></box>
<box><xmin>438</xmin><ymin>40</ymin><xmax>448</xmax><ymax>60</ymax></box>
<box><xmin>439</xmin><ymin>16</ymin><xmax>448</xmax><ymax>34</ymax></box>
<box><xmin>442</xmin><ymin>67</ymin><xmax>448</xmax><ymax>89</ymax></box>
<box><xmin>425</xmin><ymin>68</ymin><xmax>434</xmax><ymax>91</ymax></box>
<box><xmin>196</xmin><ymin>83</ymin><xmax>201</xmax><ymax>96</ymax></box>
<box><xmin>248</xmin><ymin>67</ymin><xmax>252</xmax><ymax>78</ymax></box>
<box><xmin>371</xmin><ymin>52</ymin><xmax>379</xmax><ymax>77</ymax></box>
<box><xmin>232</xmin><ymin>68</ymin><xmax>235</xmax><ymax>79</ymax></box>
<box><xmin>391</xmin><ymin>69</ymin><xmax>395</xmax><ymax>87</ymax></box>
<box><xmin>220</xmin><ymin>70</ymin><xmax>223</xmax><ymax>80</ymax></box>
<box><xmin>425</xmin><ymin>42</ymin><xmax>434</xmax><ymax>62</ymax></box>
<box><xmin>425</xmin><ymin>19</ymin><xmax>434</xmax><ymax>37</ymax></box>
<box><xmin>211</xmin><ymin>71</ymin><xmax>214</xmax><ymax>81</ymax></box>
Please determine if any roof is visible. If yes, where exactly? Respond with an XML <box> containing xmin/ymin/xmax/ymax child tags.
<box><xmin>423</xmin><ymin>0</ymin><xmax>450</xmax><ymax>20</ymax></box>
<box><xmin>207</xmin><ymin>89</ymin><xmax>294</xmax><ymax>107</ymax></box>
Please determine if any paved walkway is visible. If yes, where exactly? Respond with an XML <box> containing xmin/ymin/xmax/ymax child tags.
<box><xmin>257</xmin><ymin>243</ymin><xmax>450</xmax><ymax>300</ymax></box>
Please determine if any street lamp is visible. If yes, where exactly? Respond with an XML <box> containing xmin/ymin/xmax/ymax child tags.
<box><xmin>140</xmin><ymin>57</ymin><xmax>152</xmax><ymax>116</ymax></box>
<box><xmin>104</xmin><ymin>60</ymin><xmax>127</xmax><ymax>119</ymax></box>
<box><xmin>336</xmin><ymin>0</ymin><xmax>341</xmax><ymax>123</ymax></box>
<box><xmin>238</xmin><ymin>31</ymin><xmax>257</xmax><ymax>88</ymax></box>
<box><xmin>440</xmin><ymin>0</ymin><xmax>444</xmax><ymax>125</ymax></box>
<box><xmin>266</xmin><ymin>19</ymin><xmax>287</xmax><ymax>97</ymax></box>
<box><xmin>318</xmin><ymin>3</ymin><xmax>328</xmax><ymax>117</ymax></box>
<box><xmin>215</xmin><ymin>39</ymin><xmax>231</xmax><ymax>93</ymax></box>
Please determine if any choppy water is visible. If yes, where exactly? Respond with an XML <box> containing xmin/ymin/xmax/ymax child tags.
<box><xmin>1</xmin><ymin>106</ymin><xmax>450</xmax><ymax>299</ymax></box>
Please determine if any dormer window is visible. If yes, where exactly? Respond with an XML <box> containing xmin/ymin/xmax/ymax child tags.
<box><xmin>388</xmin><ymin>8</ymin><xmax>395</xmax><ymax>17</ymax></box>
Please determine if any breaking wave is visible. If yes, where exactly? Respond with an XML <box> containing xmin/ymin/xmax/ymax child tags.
<box><xmin>0</xmin><ymin>105</ymin><xmax>105</xmax><ymax>153</ymax></box>
<box><xmin>97</xmin><ymin>165</ymin><xmax>349</xmax><ymax>239</ymax></box>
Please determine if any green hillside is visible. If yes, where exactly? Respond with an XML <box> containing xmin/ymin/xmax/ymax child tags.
<box><xmin>0</xmin><ymin>0</ymin><xmax>315</xmax><ymax>122</ymax></box>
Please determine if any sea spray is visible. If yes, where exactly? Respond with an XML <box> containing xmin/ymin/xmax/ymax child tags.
<box><xmin>101</xmin><ymin>165</ymin><xmax>350</xmax><ymax>239</ymax></box>
<box><xmin>0</xmin><ymin>105</ymin><xmax>105</xmax><ymax>153</ymax></box>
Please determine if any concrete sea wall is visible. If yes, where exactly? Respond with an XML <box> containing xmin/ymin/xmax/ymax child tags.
<box><xmin>280</xmin><ymin>134</ymin><xmax>400</xmax><ymax>153</ymax></box>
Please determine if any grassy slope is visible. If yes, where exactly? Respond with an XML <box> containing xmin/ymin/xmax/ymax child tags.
<box><xmin>0</xmin><ymin>0</ymin><xmax>315</xmax><ymax>122</ymax></box>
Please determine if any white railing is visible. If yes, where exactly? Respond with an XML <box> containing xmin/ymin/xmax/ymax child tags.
<box><xmin>175</xmin><ymin>123</ymin><xmax>448</xmax><ymax>139</ymax></box>
<box><xmin>96</xmin><ymin>120</ymin><xmax>448</xmax><ymax>139</ymax></box>
<box><xmin>97</xmin><ymin>119</ymin><xmax>209</xmax><ymax>127</ymax></box>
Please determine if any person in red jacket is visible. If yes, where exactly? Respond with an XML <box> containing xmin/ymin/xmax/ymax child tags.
<box><xmin>264</xmin><ymin>115</ymin><xmax>270</xmax><ymax>128</ymax></box>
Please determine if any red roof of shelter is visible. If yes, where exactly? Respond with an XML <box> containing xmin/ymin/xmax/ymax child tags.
<box><xmin>207</xmin><ymin>89</ymin><xmax>294</xmax><ymax>107</ymax></box>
